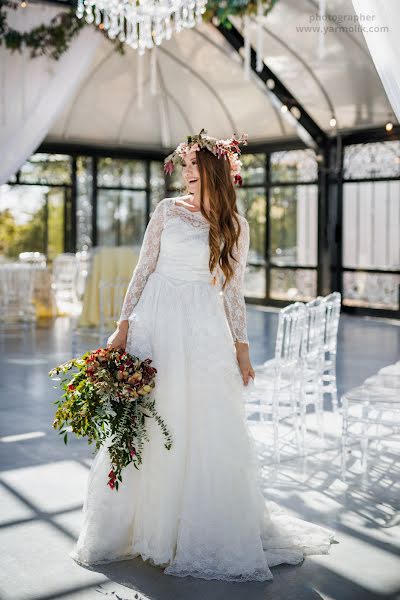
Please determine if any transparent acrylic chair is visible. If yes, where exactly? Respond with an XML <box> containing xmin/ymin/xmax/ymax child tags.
<box><xmin>341</xmin><ymin>385</ymin><xmax>400</xmax><ymax>480</ymax></box>
<box><xmin>71</xmin><ymin>279</ymin><xmax>128</xmax><ymax>357</ymax></box>
<box><xmin>244</xmin><ymin>302</ymin><xmax>306</xmax><ymax>463</ymax></box>
<box><xmin>0</xmin><ymin>265</ymin><xmax>36</xmax><ymax>321</ymax></box>
<box><xmin>52</xmin><ymin>253</ymin><xmax>79</xmax><ymax>309</ymax></box>
<box><xmin>322</xmin><ymin>292</ymin><xmax>341</xmax><ymax>410</ymax></box>
<box><xmin>300</xmin><ymin>297</ymin><xmax>326</xmax><ymax>452</ymax></box>
<box><xmin>0</xmin><ymin>265</ymin><xmax>36</xmax><ymax>343</ymax></box>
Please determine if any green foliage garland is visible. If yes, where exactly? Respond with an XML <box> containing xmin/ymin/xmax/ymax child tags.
<box><xmin>0</xmin><ymin>0</ymin><xmax>123</xmax><ymax>60</ymax></box>
<box><xmin>0</xmin><ymin>0</ymin><xmax>279</xmax><ymax>61</ymax></box>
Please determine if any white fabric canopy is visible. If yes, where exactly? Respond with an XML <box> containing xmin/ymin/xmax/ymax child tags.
<box><xmin>49</xmin><ymin>0</ymin><xmax>394</xmax><ymax>149</ymax></box>
<box><xmin>352</xmin><ymin>0</ymin><xmax>400</xmax><ymax>122</ymax></box>
<box><xmin>0</xmin><ymin>4</ymin><xmax>100</xmax><ymax>186</ymax></box>
<box><xmin>0</xmin><ymin>0</ymin><xmax>395</xmax><ymax>161</ymax></box>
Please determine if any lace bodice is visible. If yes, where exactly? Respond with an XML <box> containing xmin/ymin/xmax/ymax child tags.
<box><xmin>119</xmin><ymin>196</ymin><xmax>250</xmax><ymax>345</ymax></box>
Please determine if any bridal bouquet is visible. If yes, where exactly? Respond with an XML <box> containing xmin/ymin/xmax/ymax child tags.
<box><xmin>49</xmin><ymin>347</ymin><xmax>172</xmax><ymax>491</ymax></box>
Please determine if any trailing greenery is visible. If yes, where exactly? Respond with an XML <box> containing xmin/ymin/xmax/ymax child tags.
<box><xmin>50</xmin><ymin>347</ymin><xmax>173</xmax><ymax>490</ymax></box>
<box><xmin>0</xmin><ymin>0</ymin><xmax>279</xmax><ymax>60</ymax></box>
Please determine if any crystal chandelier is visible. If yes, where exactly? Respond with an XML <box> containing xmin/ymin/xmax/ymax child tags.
<box><xmin>76</xmin><ymin>0</ymin><xmax>208</xmax><ymax>54</ymax></box>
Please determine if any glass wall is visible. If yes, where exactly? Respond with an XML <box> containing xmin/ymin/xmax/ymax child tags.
<box><xmin>236</xmin><ymin>155</ymin><xmax>267</xmax><ymax>298</ymax></box>
<box><xmin>238</xmin><ymin>187</ymin><xmax>267</xmax><ymax>298</ymax></box>
<box><xmin>1</xmin><ymin>153</ymin><xmax>163</xmax><ymax>260</ymax></box>
<box><xmin>237</xmin><ymin>149</ymin><xmax>318</xmax><ymax>302</ymax></box>
<box><xmin>96</xmin><ymin>158</ymin><xmax>148</xmax><ymax>248</ymax></box>
<box><xmin>0</xmin><ymin>154</ymin><xmax>71</xmax><ymax>260</ymax></box>
<box><xmin>97</xmin><ymin>190</ymin><xmax>147</xmax><ymax>247</ymax></box>
<box><xmin>1</xmin><ymin>140</ymin><xmax>398</xmax><ymax>315</ymax></box>
<box><xmin>150</xmin><ymin>161</ymin><xmax>167</xmax><ymax>214</ymax></box>
<box><xmin>269</xmin><ymin>151</ymin><xmax>318</xmax><ymax>300</ymax></box>
<box><xmin>342</xmin><ymin>141</ymin><xmax>400</xmax><ymax>310</ymax></box>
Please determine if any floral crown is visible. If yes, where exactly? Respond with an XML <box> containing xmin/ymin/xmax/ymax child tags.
<box><xmin>163</xmin><ymin>128</ymin><xmax>249</xmax><ymax>187</ymax></box>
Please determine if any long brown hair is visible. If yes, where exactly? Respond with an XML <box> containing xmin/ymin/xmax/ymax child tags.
<box><xmin>183</xmin><ymin>148</ymin><xmax>242</xmax><ymax>289</ymax></box>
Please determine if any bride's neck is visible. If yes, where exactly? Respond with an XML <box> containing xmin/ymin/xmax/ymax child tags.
<box><xmin>190</xmin><ymin>191</ymin><xmax>210</xmax><ymax>211</ymax></box>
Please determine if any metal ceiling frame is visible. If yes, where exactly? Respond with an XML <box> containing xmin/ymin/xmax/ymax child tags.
<box><xmin>191</xmin><ymin>27</ymin><xmax>288</xmax><ymax>137</ymax></box>
<box><xmin>216</xmin><ymin>20</ymin><xmax>328</xmax><ymax>149</ymax></box>
<box><xmin>340</xmin><ymin>125</ymin><xmax>400</xmax><ymax>145</ymax></box>
<box><xmin>253</xmin><ymin>20</ymin><xmax>336</xmax><ymax>122</ymax></box>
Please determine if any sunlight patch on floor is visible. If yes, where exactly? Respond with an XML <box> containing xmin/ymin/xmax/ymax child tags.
<box><xmin>0</xmin><ymin>431</ymin><xmax>46</xmax><ymax>443</ymax></box>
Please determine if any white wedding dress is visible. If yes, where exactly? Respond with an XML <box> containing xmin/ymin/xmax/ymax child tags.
<box><xmin>71</xmin><ymin>195</ymin><xmax>335</xmax><ymax>582</ymax></box>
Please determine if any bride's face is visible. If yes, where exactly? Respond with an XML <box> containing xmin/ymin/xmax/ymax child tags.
<box><xmin>181</xmin><ymin>150</ymin><xmax>200</xmax><ymax>195</ymax></box>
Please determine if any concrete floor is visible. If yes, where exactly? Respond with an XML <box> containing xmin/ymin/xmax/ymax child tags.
<box><xmin>0</xmin><ymin>309</ymin><xmax>399</xmax><ymax>600</ymax></box>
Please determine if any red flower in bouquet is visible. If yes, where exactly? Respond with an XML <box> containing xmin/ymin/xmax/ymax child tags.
<box><xmin>108</xmin><ymin>470</ymin><xmax>117</xmax><ymax>489</ymax></box>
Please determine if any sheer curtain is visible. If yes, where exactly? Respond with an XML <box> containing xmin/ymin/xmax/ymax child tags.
<box><xmin>352</xmin><ymin>0</ymin><xmax>400</xmax><ymax>121</ymax></box>
<box><xmin>0</xmin><ymin>3</ymin><xmax>101</xmax><ymax>185</ymax></box>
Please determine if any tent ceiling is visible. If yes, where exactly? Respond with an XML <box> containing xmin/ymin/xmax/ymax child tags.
<box><xmin>231</xmin><ymin>0</ymin><xmax>394</xmax><ymax>132</ymax></box>
<box><xmin>46</xmin><ymin>0</ymin><xmax>395</xmax><ymax>151</ymax></box>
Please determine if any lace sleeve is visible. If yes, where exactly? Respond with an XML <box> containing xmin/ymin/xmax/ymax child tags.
<box><xmin>222</xmin><ymin>217</ymin><xmax>250</xmax><ymax>346</ymax></box>
<box><xmin>119</xmin><ymin>199</ymin><xmax>166</xmax><ymax>321</ymax></box>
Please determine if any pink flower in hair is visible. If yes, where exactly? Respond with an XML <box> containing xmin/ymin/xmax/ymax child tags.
<box><xmin>229</xmin><ymin>154</ymin><xmax>242</xmax><ymax>174</ymax></box>
<box><xmin>216</xmin><ymin>145</ymin><xmax>227</xmax><ymax>159</ymax></box>
<box><xmin>164</xmin><ymin>160</ymin><xmax>174</xmax><ymax>175</ymax></box>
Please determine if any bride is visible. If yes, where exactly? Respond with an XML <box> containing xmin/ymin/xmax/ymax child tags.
<box><xmin>71</xmin><ymin>130</ymin><xmax>335</xmax><ymax>582</ymax></box>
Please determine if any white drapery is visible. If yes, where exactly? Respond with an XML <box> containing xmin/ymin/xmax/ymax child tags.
<box><xmin>352</xmin><ymin>0</ymin><xmax>400</xmax><ymax>122</ymax></box>
<box><xmin>0</xmin><ymin>4</ymin><xmax>101</xmax><ymax>185</ymax></box>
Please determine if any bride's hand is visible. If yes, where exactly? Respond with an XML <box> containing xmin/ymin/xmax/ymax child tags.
<box><xmin>235</xmin><ymin>343</ymin><xmax>255</xmax><ymax>386</ymax></box>
<box><xmin>107</xmin><ymin>322</ymin><xmax>128</xmax><ymax>350</ymax></box>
